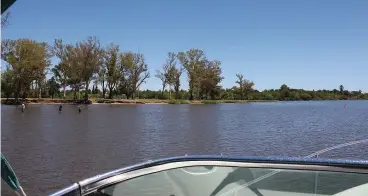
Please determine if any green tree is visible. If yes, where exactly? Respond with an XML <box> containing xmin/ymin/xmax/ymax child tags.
<box><xmin>52</xmin><ymin>39</ymin><xmax>74</xmax><ymax>98</ymax></box>
<box><xmin>97</xmin><ymin>61</ymin><xmax>107</xmax><ymax>98</ymax></box>
<box><xmin>1</xmin><ymin>39</ymin><xmax>51</xmax><ymax>102</ymax></box>
<box><xmin>155</xmin><ymin>52</ymin><xmax>176</xmax><ymax>99</ymax></box>
<box><xmin>77</xmin><ymin>36</ymin><xmax>103</xmax><ymax>101</ymax></box>
<box><xmin>63</xmin><ymin>44</ymin><xmax>84</xmax><ymax>100</ymax></box>
<box><xmin>1</xmin><ymin>66</ymin><xmax>15</xmax><ymax>99</ymax></box>
<box><xmin>200</xmin><ymin>60</ymin><xmax>224</xmax><ymax>99</ymax></box>
<box><xmin>339</xmin><ymin>85</ymin><xmax>344</xmax><ymax>94</ymax></box>
<box><xmin>279</xmin><ymin>84</ymin><xmax>290</xmax><ymax>100</ymax></box>
<box><xmin>178</xmin><ymin>49</ymin><xmax>206</xmax><ymax>100</ymax></box>
<box><xmin>235</xmin><ymin>73</ymin><xmax>254</xmax><ymax>100</ymax></box>
<box><xmin>47</xmin><ymin>77</ymin><xmax>60</xmax><ymax>99</ymax></box>
<box><xmin>104</xmin><ymin>43</ymin><xmax>122</xmax><ymax>99</ymax></box>
<box><xmin>168</xmin><ymin>65</ymin><xmax>184</xmax><ymax>99</ymax></box>
<box><xmin>120</xmin><ymin>52</ymin><xmax>150</xmax><ymax>99</ymax></box>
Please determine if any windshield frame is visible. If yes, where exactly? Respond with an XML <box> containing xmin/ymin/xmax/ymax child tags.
<box><xmin>70</xmin><ymin>155</ymin><xmax>368</xmax><ymax>195</ymax></box>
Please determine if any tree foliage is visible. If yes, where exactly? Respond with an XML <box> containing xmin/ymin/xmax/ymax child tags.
<box><xmin>1</xmin><ymin>40</ymin><xmax>367</xmax><ymax>102</ymax></box>
<box><xmin>47</xmin><ymin>77</ymin><xmax>60</xmax><ymax>99</ymax></box>
<box><xmin>52</xmin><ymin>39</ymin><xmax>73</xmax><ymax>98</ymax></box>
<box><xmin>1</xmin><ymin>39</ymin><xmax>51</xmax><ymax>102</ymax></box>
<box><xmin>76</xmin><ymin>36</ymin><xmax>103</xmax><ymax>100</ymax></box>
<box><xmin>199</xmin><ymin>60</ymin><xmax>223</xmax><ymax>99</ymax></box>
<box><xmin>168</xmin><ymin>64</ymin><xmax>184</xmax><ymax>99</ymax></box>
<box><xmin>119</xmin><ymin>52</ymin><xmax>150</xmax><ymax>99</ymax></box>
<box><xmin>177</xmin><ymin>49</ymin><xmax>224</xmax><ymax>100</ymax></box>
<box><xmin>178</xmin><ymin>49</ymin><xmax>206</xmax><ymax>100</ymax></box>
<box><xmin>156</xmin><ymin>52</ymin><xmax>177</xmax><ymax>99</ymax></box>
<box><xmin>235</xmin><ymin>73</ymin><xmax>254</xmax><ymax>100</ymax></box>
<box><xmin>104</xmin><ymin>43</ymin><xmax>121</xmax><ymax>99</ymax></box>
<box><xmin>1</xmin><ymin>65</ymin><xmax>15</xmax><ymax>99</ymax></box>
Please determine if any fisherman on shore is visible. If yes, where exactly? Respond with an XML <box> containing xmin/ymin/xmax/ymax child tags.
<box><xmin>59</xmin><ymin>105</ymin><xmax>63</xmax><ymax>112</ymax></box>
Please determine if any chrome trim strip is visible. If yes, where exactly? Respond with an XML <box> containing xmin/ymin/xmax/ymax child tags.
<box><xmin>49</xmin><ymin>183</ymin><xmax>80</xmax><ymax>196</ymax></box>
<box><xmin>79</xmin><ymin>158</ymin><xmax>368</xmax><ymax>195</ymax></box>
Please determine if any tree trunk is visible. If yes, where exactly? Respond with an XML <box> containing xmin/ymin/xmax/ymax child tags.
<box><xmin>38</xmin><ymin>84</ymin><xmax>42</xmax><ymax>99</ymax></box>
<box><xmin>78</xmin><ymin>88</ymin><xmax>80</xmax><ymax>100</ymax></box>
<box><xmin>102</xmin><ymin>80</ymin><xmax>106</xmax><ymax>99</ymax></box>
<box><xmin>131</xmin><ymin>84</ymin><xmax>136</xmax><ymax>99</ymax></box>
<box><xmin>189</xmin><ymin>82</ymin><xmax>194</xmax><ymax>100</ymax></box>
<box><xmin>31</xmin><ymin>81</ymin><xmax>34</xmax><ymax>98</ymax></box>
<box><xmin>73</xmin><ymin>89</ymin><xmax>76</xmax><ymax>100</ymax></box>
<box><xmin>15</xmin><ymin>79</ymin><xmax>21</xmax><ymax>103</ymax></box>
<box><xmin>168</xmin><ymin>85</ymin><xmax>171</xmax><ymax>100</ymax></box>
<box><xmin>174</xmin><ymin>81</ymin><xmax>180</xmax><ymax>99</ymax></box>
<box><xmin>108</xmin><ymin>86</ymin><xmax>113</xmax><ymax>99</ymax></box>
<box><xmin>161</xmin><ymin>84</ymin><xmax>165</xmax><ymax>99</ymax></box>
<box><xmin>84</xmin><ymin>81</ymin><xmax>89</xmax><ymax>101</ymax></box>
<box><xmin>63</xmin><ymin>84</ymin><xmax>66</xmax><ymax>99</ymax></box>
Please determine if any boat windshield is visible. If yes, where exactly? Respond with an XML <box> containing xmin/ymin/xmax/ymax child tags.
<box><xmin>89</xmin><ymin>165</ymin><xmax>368</xmax><ymax>196</ymax></box>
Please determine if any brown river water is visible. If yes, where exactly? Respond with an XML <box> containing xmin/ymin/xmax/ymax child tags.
<box><xmin>1</xmin><ymin>101</ymin><xmax>368</xmax><ymax>195</ymax></box>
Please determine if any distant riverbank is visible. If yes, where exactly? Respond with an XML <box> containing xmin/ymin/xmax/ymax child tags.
<box><xmin>1</xmin><ymin>98</ymin><xmax>278</xmax><ymax>105</ymax></box>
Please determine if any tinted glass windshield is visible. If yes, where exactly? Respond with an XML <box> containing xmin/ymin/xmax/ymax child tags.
<box><xmin>93</xmin><ymin>166</ymin><xmax>368</xmax><ymax>196</ymax></box>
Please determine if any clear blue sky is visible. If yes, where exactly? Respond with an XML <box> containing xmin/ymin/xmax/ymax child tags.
<box><xmin>2</xmin><ymin>0</ymin><xmax>368</xmax><ymax>92</ymax></box>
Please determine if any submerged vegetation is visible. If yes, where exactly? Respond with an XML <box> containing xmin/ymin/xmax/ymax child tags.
<box><xmin>1</xmin><ymin>37</ymin><xmax>367</xmax><ymax>104</ymax></box>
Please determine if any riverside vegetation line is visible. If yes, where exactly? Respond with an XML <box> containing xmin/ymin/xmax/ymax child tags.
<box><xmin>2</xmin><ymin>38</ymin><xmax>368</xmax><ymax>103</ymax></box>
<box><xmin>1</xmin><ymin>98</ymin><xmax>278</xmax><ymax>105</ymax></box>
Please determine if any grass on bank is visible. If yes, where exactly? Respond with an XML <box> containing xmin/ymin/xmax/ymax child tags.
<box><xmin>168</xmin><ymin>100</ymin><xmax>191</xmax><ymax>104</ymax></box>
<box><xmin>200</xmin><ymin>100</ymin><xmax>218</xmax><ymax>104</ymax></box>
